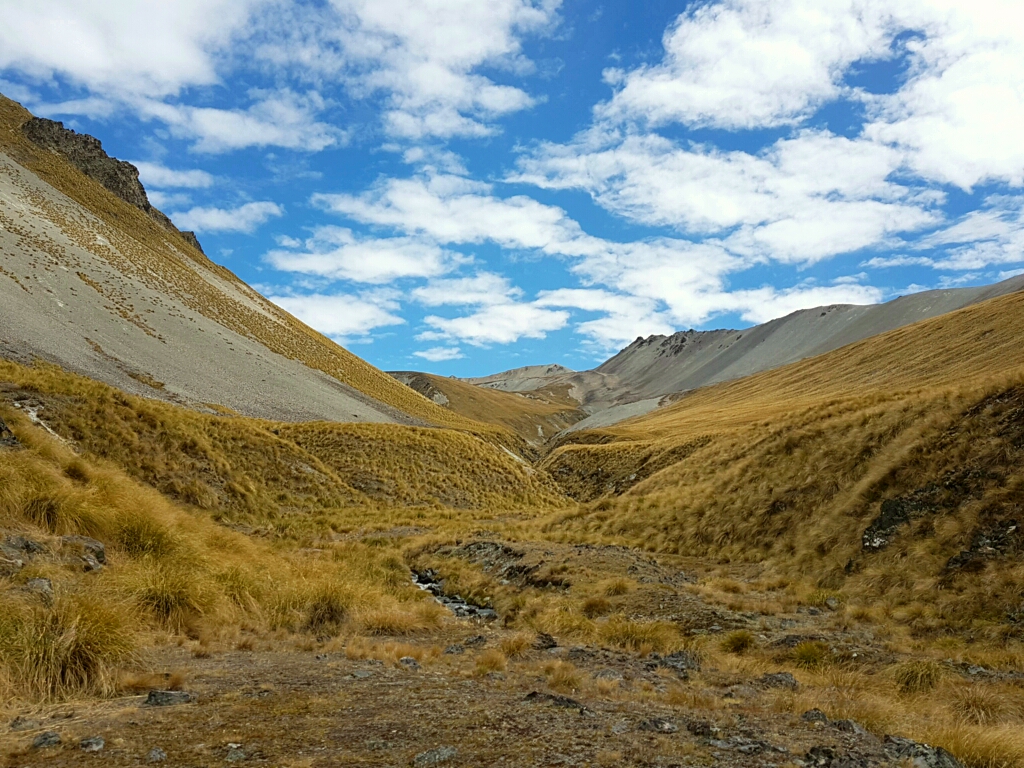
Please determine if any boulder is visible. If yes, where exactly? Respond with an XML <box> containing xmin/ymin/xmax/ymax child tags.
<box><xmin>884</xmin><ymin>735</ymin><xmax>965</xmax><ymax>768</ymax></box>
<box><xmin>144</xmin><ymin>690</ymin><xmax>194</xmax><ymax>707</ymax></box>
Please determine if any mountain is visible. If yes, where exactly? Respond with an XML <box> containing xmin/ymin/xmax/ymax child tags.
<box><xmin>0</xmin><ymin>95</ymin><xmax>484</xmax><ymax>430</ymax></box>
<box><xmin>455</xmin><ymin>275</ymin><xmax>1024</xmax><ymax>434</ymax></box>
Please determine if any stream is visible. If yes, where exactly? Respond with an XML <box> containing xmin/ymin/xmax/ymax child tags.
<box><xmin>412</xmin><ymin>569</ymin><xmax>498</xmax><ymax>620</ymax></box>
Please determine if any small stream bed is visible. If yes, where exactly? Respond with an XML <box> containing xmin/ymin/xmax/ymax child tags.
<box><xmin>412</xmin><ymin>569</ymin><xmax>498</xmax><ymax>620</ymax></box>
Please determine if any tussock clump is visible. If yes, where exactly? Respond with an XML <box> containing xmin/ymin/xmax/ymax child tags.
<box><xmin>122</xmin><ymin>561</ymin><xmax>213</xmax><ymax>629</ymax></box>
<box><xmin>892</xmin><ymin>660</ymin><xmax>945</xmax><ymax>695</ymax></box>
<box><xmin>792</xmin><ymin>641</ymin><xmax>831</xmax><ymax>670</ymax></box>
<box><xmin>0</xmin><ymin>592</ymin><xmax>136</xmax><ymax>700</ymax></box>
<box><xmin>949</xmin><ymin>684</ymin><xmax>1020</xmax><ymax>725</ymax></box>
<box><xmin>500</xmin><ymin>632</ymin><xmax>535</xmax><ymax>659</ymax></box>
<box><xmin>544</xmin><ymin>660</ymin><xmax>581</xmax><ymax>692</ymax></box>
<box><xmin>721</xmin><ymin>629</ymin><xmax>756</xmax><ymax>655</ymax></box>
<box><xmin>581</xmin><ymin>596</ymin><xmax>612</xmax><ymax>618</ymax></box>
<box><xmin>598</xmin><ymin>615</ymin><xmax>678</xmax><ymax>654</ymax></box>
<box><xmin>475</xmin><ymin>649</ymin><xmax>507</xmax><ymax>674</ymax></box>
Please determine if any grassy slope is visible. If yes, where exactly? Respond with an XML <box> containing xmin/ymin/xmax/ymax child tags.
<box><xmin>0</xmin><ymin>95</ymin><xmax>498</xmax><ymax>434</ymax></box>
<box><xmin>394</xmin><ymin>372</ymin><xmax>587</xmax><ymax>445</ymax></box>
<box><xmin>0</xmin><ymin>360</ymin><xmax>569</xmax><ymax>528</ymax></box>
<box><xmin>541</xmin><ymin>288</ymin><xmax>1024</xmax><ymax>631</ymax></box>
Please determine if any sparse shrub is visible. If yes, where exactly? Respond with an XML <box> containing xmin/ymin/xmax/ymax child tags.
<box><xmin>792</xmin><ymin>640</ymin><xmax>831</xmax><ymax>669</ymax></box>
<box><xmin>721</xmin><ymin>629</ymin><xmax>756</xmax><ymax>655</ymax></box>
<box><xmin>892</xmin><ymin>660</ymin><xmax>944</xmax><ymax>695</ymax></box>
<box><xmin>475</xmin><ymin>649</ymin><xmax>507</xmax><ymax>674</ymax></box>
<box><xmin>582</xmin><ymin>596</ymin><xmax>612</xmax><ymax>618</ymax></box>
<box><xmin>500</xmin><ymin>632</ymin><xmax>534</xmax><ymax>659</ymax></box>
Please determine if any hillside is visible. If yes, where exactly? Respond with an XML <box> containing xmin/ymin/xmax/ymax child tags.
<box><xmin>389</xmin><ymin>370</ymin><xmax>587</xmax><ymax>446</ymax></box>
<box><xmin>458</xmin><ymin>275</ymin><xmax>1024</xmax><ymax>433</ymax></box>
<box><xmin>0</xmin><ymin>95</ymin><xmax>493</xmax><ymax>432</ymax></box>
<box><xmin>541</xmin><ymin>287</ymin><xmax>1024</xmax><ymax>630</ymax></box>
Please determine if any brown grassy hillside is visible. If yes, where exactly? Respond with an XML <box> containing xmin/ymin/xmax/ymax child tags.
<box><xmin>0</xmin><ymin>360</ymin><xmax>569</xmax><ymax>534</ymax></box>
<box><xmin>541</xmin><ymin>288</ymin><xmax>1024</xmax><ymax>633</ymax></box>
<box><xmin>0</xmin><ymin>95</ymin><xmax>492</xmax><ymax>431</ymax></box>
<box><xmin>392</xmin><ymin>371</ymin><xmax>587</xmax><ymax>446</ymax></box>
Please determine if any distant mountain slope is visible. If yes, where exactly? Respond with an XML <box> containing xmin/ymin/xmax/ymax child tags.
<box><xmin>461</xmin><ymin>274</ymin><xmax>1024</xmax><ymax>433</ymax></box>
<box><xmin>389</xmin><ymin>370</ymin><xmax>587</xmax><ymax>446</ymax></box>
<box><xmin>0</xmin><ymin>95</ymin><xmax>486</xmax><ymax>430</ymax></box>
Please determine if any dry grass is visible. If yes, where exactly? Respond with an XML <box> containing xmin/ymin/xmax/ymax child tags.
<box><xmin>720</xmin><ymin>629</ymin><xmax>756</xmax><ymax>655</ymax></box>
<box><xmin>475</xmin><ymin>649</ymin><xmax>507</xmax><ymax>674</ymax></box>
<box><xmin>499</xmin><ymin>632</ymin><xmax>535</xmax><ymax>659</ymax></box>
<box><xmin>543</xmin><ymin>660</ymin><xmax>582</xmax><ymax>692</ymax></box>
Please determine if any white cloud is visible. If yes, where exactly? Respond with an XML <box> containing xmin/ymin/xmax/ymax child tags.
<box><xmin>133</xmin><ymin>161</ymin><xmax>214</xmax><ymax>189</ymax></box>
<box><xmin>597</xmin><ymin>0</ymin><xmax>898</xmax><ymax>130</ymax></box>
<box><xmin>173</xmin><ymin>201</ymin><xmax>283</xmax><ymax>233</ymax></box>
<box><xmin>266</xmin><ymin>226</ymin><xmax>467</xmax><ymax>284</ymax></box>
<box><xmin>421</xmin><ymin>302</ymin><xmax>569</xmax><ymax>346</ymax></box>
<box><xmin>414</xmin><ymin>346</ymin><xmax>464</xmax><ymax>361</ymax></box>
<box><xmin>268</xmin><ymin>292</ymin><xmax>405</xmax><ymax>341</ymax></box>
<box><xmin>0</xmin><ymin>0</ymin><xmax>258</xmax><ymax>97</ymax></box>
<box><xmin>254</xmin><ymin>0</ymin><xmax>561</xmax><ymax>139</ymax></box>
<box><xmin>138</xmin><ymin>91</ymin><xmax>343</xmax><ymax>153</ymax></box>
<box><xmin>147</xmin><ymin>191</ymin><xmax>192</xmax><ymax>210</ymax></box>
<box><xmin>514</xmin><ymin>129</ymin><xmax>936</xmax><ymax>263</ymax></box>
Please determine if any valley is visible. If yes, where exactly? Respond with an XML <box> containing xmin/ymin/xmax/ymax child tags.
<box><xmin>1</xmin><ymin>94</ymin><xmax>1023</xmax><ymax>768</ymax></box>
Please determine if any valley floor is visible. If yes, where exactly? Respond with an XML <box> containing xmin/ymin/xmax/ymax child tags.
<box><xmin>4</xmin><ymin>537</ymin><xmax>1021</xmax><ymax>768</ymax></box>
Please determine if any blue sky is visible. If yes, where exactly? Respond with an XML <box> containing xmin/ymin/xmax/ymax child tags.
<box><xmin>2</xmin><ymin>0</ymin><xmax>1023</xmax><ymax>376</ymax></box>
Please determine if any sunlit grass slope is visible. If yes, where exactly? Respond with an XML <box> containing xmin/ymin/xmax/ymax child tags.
<box><xmin>0</xmin><ymin>404</ymin><xmax>449</xmax><ymax>703</ymax></box>
<box><xmin>542</xmin><ymin>288</ymin><xmax>1024</xmax><ymax>632</ymax></box>
<box><xmin>0</xmin><ymin>360</ymin><xmax>569</xmax><ymax>529</ymax></box>
<box><xmin>0</xmin><ymin>94</ymin><xmax>490</xmax><ymax>430</ymax></box>
<box><xmin>392</xmin><ymin>371</ymin><xmax>587</xmax><ymax>446</ymax></box>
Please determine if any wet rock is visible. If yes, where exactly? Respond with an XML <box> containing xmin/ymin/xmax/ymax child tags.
<box><xmin>758</xmin><ymin>671</ymin><xmax>798</xmax><ymax>690</ymax></box>
<box><xmin>146</xmin><ymin>747</ymin><xmax>167</xmax><ymax>763</ymax></box>
<box><xmin>80</xmin><ymin>736</ymin><xmax>105</xmax><ymax>752</ymax></box>
<box><xmin>32</xmin><ymin>731</ymin><xmax>61</xmax><ymax>749</ymax></box>
<box><xmin>443</xmin><ymin>644</ymin><xmax>464</xmax><ymax>655</ymax></box>
<box><xmin>413</xmin><ymin>746</ymin><xmax>458</xmax><ymax>766</ymax></box>
<box><xmin>638</xmin><ymin>718</ymin><xmax>678</xmax><ymax>734</ymax></box>
<box><xmin>533</xmin><ymin>632</ymin><xmax>557</xmax><ymax>650</ymax></box>
<box><xmin>10</xmin><ymin>716</ymin><xmax>41</xmax><ymax>731</ymax></box>
<box><xmin>399</xmin><ymin>656</ymin><xmax>420</xmax><ymax>670</ymax></box>
<box><xmin>144</xmin><ymin>690</ymin><xmax>194</xmax><ymax>706</ymax></box>
<box><xmin>801</xmin><ymin>708</ymin><xmax>829</xmax><ymax>724</ymax></box>
<box><xmin>884</xmin><ymin>735</ymin><xmax>965</xmax><ymax>768</ymax></box>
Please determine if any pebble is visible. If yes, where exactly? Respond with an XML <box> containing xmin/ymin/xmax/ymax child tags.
<box><xmin>32</xmin><ymin>731</ymin><xmax>61</xmax><ymax>749</ymax></box>
<box><xmin>80</xmin><ymin>736</ymin><xmax>105</xmax><ymax>752</ymax></box>
<box><xmin>146</xmin><ymin>747</ymin><xmax>167</xmax><ymax>763</ymax></box>
<box><xmin>413</xmin><ymin>746</ymin><xmax>458</xmax><ymax>766</ymax></box>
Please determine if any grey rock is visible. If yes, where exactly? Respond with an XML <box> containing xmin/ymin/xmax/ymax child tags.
<box><xmin>443</xmin><ymin>644</ymin><xmax>464</xmax><ymax>655</ymax></box>
<box><xmin>10</xmin><ymin>716</ymin><xmax>41</xmax><ymax>731</ymax></box>
<box><xmin>801</xmin><ymin>708</ymin><xmax>829</xmax><ymax>724</ymax></box>
<box><xmin>522</xmin><ymin>691</ymin><xmax>583</xmax><ymax>709</ymax></box>
<box><xmin>25</xmin><ymin>577</ymin><xmax>53</xmax><ymax>601</ymax></box>
<box><xmin>611</xmin><ymin>720</ymin><xmax>629</xmax><ymax>735</ymax></box>
<box><xmin>758</xmin><ymin>671</ymin><xmax>799</xmax><ymax>690</ymax></box>
<box><xmin>146</xmin><ymin>747</ymin><xmax>167</xmax><ymax>763</ymax></box>
<box><xmin>144</xmin><ymin>690</ymin><xmax>194</xmax><ymax>706</ymax></box>
<box><xmin>0</xmin><ymin>417</ymin><xmax>19</xmax><ymax>448</ymax></box>
<box><xmin>0</xmin><ymin>553</ymin><xmax>24</xmax><ymax>577</ymax></box>
<box><xmin>350</xmin><ymin>670</ymin><xmax>374</xmax><ymax>679</ymax></box>
<box><xmin>61</xmin><ymin>535</ymin><xmax>106</xmax><ymax>567</ymax></box>
<box><xmin>825</xmin><ymin>597</ymin><xmax>840</xmax><ymax>611</ymax></box>
<box><xmin>533</xmin><ymin>632</ymin><xmax>557</xmax><ymax>650</ymax></box>
<box><xmin>413</xmin><ymin>746</ymin><xmax>458</xmax><ymax>766</ymax></box>
<box><xmin>80</xmin><ymin>736</ymin><xmax>105</xmax><ymax>752</ymax></box>
<box><xmin>660</xmin><ymin>649</ymin><xmax>701</xmax><ymax>673</ymax></box>
<box><xmin>32</xmin><ymin>731</ymin><xmax>61</xmax><ymax>749</ymax></box>
<box><xmin>833</xmin><ymin>718</ymin><xmax>868</xmax><ymax>735</ymax></box>
<box><xmin>226</xmin><ymin>747</ymin><xmax>246</xmax><ymax>762</ymax></box>
<box><xmin>463</xmin><ymin>634</ymin><xmax>486</xmax><ymax>647</ymax></box>
<box><xmin>638</xmin><ymin>718</ymin><xmax>678</xmax><ymax>733</ymax></box>
<box><xmin>685</xmin><ymin>718</ymin><xmax>714</xmax><ymax>738</ymax></box>
<box><xmin>5</xmin><ymin>535</ymin><xmax>45</xmax><ymax>555</ymax></box>
<box><xmin>399</xmin><ymin>656</ymin><xmax>420</xmax><ymax>669</ymax></box>
<box><xmin>884</xmin><ymin>735</ymin><xmax>965</xmax><ymax>768</ymax></box>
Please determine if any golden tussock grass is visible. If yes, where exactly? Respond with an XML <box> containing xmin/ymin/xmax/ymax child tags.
<box><xmin>475</xmin><ymin>648</ymin><xmax>507</xmax><ymax>674</ymax></box>
<box><xmin>543</xmin><ymin>660</ymin><xmax>581</xmax><ymax>692</ymax></box>
<box><xmin>0</xmin><ymin>407</ymin><xmax>451</xmax><ymax>702</ymax></box>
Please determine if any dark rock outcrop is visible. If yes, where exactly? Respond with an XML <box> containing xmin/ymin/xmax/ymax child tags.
<box><xmin>20</xmin><ymin>118</ymin><xmax>203</xmax><ymax>253</ymax></box>
<box><xmin>0</xmin><ymin>418</ymin><xmax>19</xmax><ymax>449</ymax></box>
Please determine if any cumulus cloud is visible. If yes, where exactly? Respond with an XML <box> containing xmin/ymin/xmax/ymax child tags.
<box><xmin>265</xmin><ymin>226</ymin><xmax>468</xmax><ymax>284</ymax></box>
<box><xmin>414</xmin><ymin>346</ymin><xmax>464</xmax><ymax>362</ymax></box>
<box><xmin>133</xmin><ymin>161</ymin><xmax>214</xmax><ymax>189</ymax></box>
<box><xmin>421</xmin><ymin>302</ymin><xmax>569</xmax><ymax>346</ymax></box>
<box><xmin>268</xmin><ymin>291</ymin><xmax>405</xmax><ymax>341</ymax></box>
<box><xmin>173</xmin><ymin>201</ymin><xmax>283</xmax><ymax>233</ymax></box>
